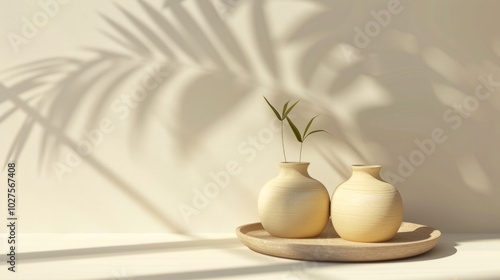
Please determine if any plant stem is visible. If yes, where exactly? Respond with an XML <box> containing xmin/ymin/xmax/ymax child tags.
<box><xmin>299</xmin><ymin>142</ymin><xmax>303</xmax><ymax>163</ymax></box>
<box><xmin>281</xmin><ymin>121</ymin><xmax>287</xmax><ymax>162</ymax></box>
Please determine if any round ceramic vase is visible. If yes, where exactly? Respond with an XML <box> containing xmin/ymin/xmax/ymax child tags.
<box><xmin>331</xmin><ymin>165</ymin><xmax>403</xmax><ymax>243</ymax></box>
<box><xmin>258</xmin><ymin>162</ymin><xmax>330</xmax><ymax>238</ymax></box>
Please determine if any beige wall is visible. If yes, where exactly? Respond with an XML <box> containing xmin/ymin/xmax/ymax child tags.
<box><xmin>1</xmin><ymin>0</ymin><xmax>499</xmax><ymax>233</ymax></box>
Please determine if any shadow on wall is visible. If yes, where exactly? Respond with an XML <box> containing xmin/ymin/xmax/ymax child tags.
<box><xmin>0</xmin><ymin>0</ymin><xmax>279</xmax><ymax>232</ymax></box>
<box><xmin>287</xmin><ymin>0</ymin><xmax>500</xmax><ymax>232</ymax></box>
<box><xmin>1</xmin><ymin>0</ymin><xmax>500</xmax><ymax>232</ymax></box>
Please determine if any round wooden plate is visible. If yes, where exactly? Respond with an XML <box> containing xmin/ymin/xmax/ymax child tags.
<box><xmin>236</xmin><ymin>222</ymin><xmax>440</xmax><ymax>262</ymax></box>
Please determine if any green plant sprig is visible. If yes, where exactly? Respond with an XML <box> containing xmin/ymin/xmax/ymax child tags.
<box><xmin>286</xmin><ymin>116</ymin><xmax>328</xmax><ymax>163</ymax></box>
<box><xmin>263</xmin><ymin>96</ymin><xmax>299</xmax><ymax>162</ymax></box>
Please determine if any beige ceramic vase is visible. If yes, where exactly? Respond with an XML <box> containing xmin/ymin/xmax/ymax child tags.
<box><xmin>331</xmin><ymin>165</ymin><xmax>403</xmax><ymax>243</ymax></box>
<box><xmin>258</xmin><ymin>162</ymin><xmax>330</xmax><ymax>238</ymax></box>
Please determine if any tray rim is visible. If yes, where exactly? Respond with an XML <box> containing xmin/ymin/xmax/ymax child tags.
<box><xmin>236</xmin><ymin>221</ymin><xmax>441</xmax><ymax>262</ymax></box>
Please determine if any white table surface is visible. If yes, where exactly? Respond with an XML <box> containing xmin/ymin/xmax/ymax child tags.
<box><xmin>1</xmin><ymin>233</ymin><xmax>499</xmax><ymax>280</ymax></box>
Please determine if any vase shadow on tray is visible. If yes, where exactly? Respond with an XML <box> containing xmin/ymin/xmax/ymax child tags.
<box><xmin>313</xmin><ymin>221</ymin><xmax>457</xmax><ymax>262</ymax></box>
<box><xmin>390</xmin><ymin>226</ymin><xmax>435</xmax><ymax>243</ymax></box>
<box><xmin>387</xmin><ymin>228</ymin><xmax>458</xmax><ymax>263</ymax></box>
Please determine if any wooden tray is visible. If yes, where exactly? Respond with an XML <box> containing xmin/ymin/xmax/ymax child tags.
<box><xmin>236</xmin><ymin>222</ymin><xmax>441</xmax><ymax>262</ymax></box>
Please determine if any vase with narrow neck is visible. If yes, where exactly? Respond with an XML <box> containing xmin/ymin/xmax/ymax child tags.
<box><xmin>331</xmin><ymin>165</ymin><xmax>403</xmax><ymax>243</ymax></box>
<box><xmin>258</xmin><ymin>162</ymin><xmax>330</xmax><ymax>238</ymax></box>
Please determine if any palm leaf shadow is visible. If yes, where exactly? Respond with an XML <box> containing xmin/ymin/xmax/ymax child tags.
<box><xmin>162</xmin><ymin>0</ymin><xmax>229</xmax><ymax>69</ymax></box>
<box><xmin>100</xmin><ymin>13</ymin><xmax>153</xmax><ymax>56</ymax></box>
<box><xmin>252</xmin><ymin>0</ymin><xmax>280</xmax><ymax>79</ymax></box>
<box><xmin>139</xmin><ymin>0</ymin><xmax>201</xmax><ymax>62</ymax></box>
<box><xmin>196</xmin><ymin>0</ymin><xmax>251</xmax><ymax>72</ymax></box>
<box><xmin>115</xmin><ymin>5</ymin><xmax>176</xmax><ymax>58</ymax></box>
<box><xmin>2</xmin><ymin>82</ymin><xmax>188</xmax><ymax>233</ymax></box>
<box><xmin>1</xmin><ymin>0</ymin><xmax>280</xmax><ymax>231</ymax></box>
<box><xmin>4</xmin><ymin>113</ymin><xmax>36</xmax><ymax>167</ymax></box>
<box><xmin>39</xmin><ymin>59</ymin><xmax>113</xmax><ymax>164</ymax></box>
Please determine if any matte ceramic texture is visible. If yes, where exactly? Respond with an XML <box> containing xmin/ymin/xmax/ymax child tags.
<box><xmin>258</xmin><ymin>162</ymin><xmax>330</xmax><ymax>238</ymax></box>
<box><xmin>236</xmin><ymin>221</ymin><xmax>440</xmax><ymax>262</ymax></box>
<box><xmin>331</xmin><ymin>165</ymin><xmax>403</xmax><ymax>243</ymax></box>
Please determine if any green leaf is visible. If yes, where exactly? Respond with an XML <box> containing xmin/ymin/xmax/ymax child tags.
<box><xmin>263</xmin><ymin>96</ymin><xmax>282</xmax><ymax>120</ymax></box>
<box><xmin>281</xmin><ymin>100</ymin><xmax>290</xmax><ymax>119</ymax></box>
<box><xmin>286</xmin><ymin>117</ymin><xmax>303</xmax><ymax>142</ymax></box>
<box><xmin>304</xmin><ymin>129</ymin><xmax>328</xmax><ymax>140</ymax></box>
<box><xmin>303</xmin><ymin>115</ymin><xmax>318</xmax><ymax>137</ymax></box>
<box><xmin>283</xmin><ymin>100</ymin><xmax>299</xmax><ymax>119</ymax></box>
